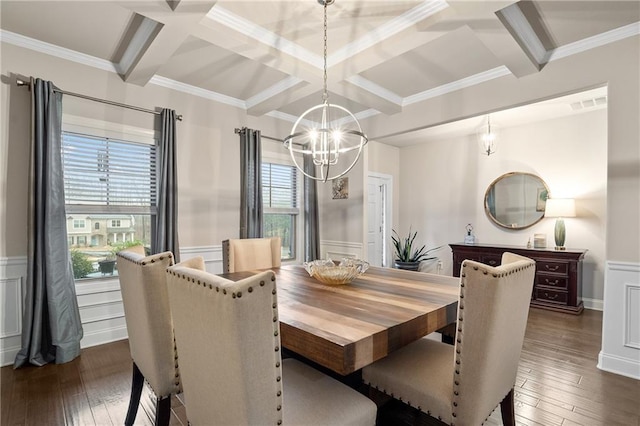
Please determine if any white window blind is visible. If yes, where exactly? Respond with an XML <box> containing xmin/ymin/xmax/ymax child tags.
<box><xmin>262</xmin><ymin>162</ymin><xmax>297</xmax><ymax>213</ymax></box>
<box><xmin>62</xmin><ymin>132</ymin><xmax>157</xmax><ymax>214</ymax></box>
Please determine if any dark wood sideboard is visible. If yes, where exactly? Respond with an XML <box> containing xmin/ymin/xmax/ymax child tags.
<box><xmin>449</xmin><ymin>243</ymin><xmax>587</xmax><ymax>314</ymax></box>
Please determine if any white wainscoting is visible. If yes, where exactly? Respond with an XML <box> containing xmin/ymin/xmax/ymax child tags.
<box><xmin>0</xmin><ymin>245</ymin><xmax>226</xmax><ymax>366</ymax></box>
<box><xmin>598</xmin><ymin>261</ymin><xmax>640</xmax><ymax>379</ymax></box>
<box><xmin>320</xmin><ymin>240</ymin><xmax>364</xmax><ymax>260</ymax></box>
<box><xmin>0</xmin><ymin>257</ymin><xmax>27</xmax><ymax>366</ymax></box>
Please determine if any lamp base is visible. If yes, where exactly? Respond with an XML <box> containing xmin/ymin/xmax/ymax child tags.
<box><xmin>554</xmin><ymin>246</ymin><xmax>567</xmax><ymax>251</ymax></box>
<box><xmin>554</xmin><ymin>218</ymin><xmax>566</xmax><ymax>249</ymax></box>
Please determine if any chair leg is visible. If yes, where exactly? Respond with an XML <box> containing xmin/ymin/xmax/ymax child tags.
<box><xmin>156</xmin><ymin>395</ymin><xmax>172</xmax><ymax>426</ymax></box>
<box><xmin>125</xmin><ymin>363</ymin><xmax>144</xmax><ymax>426</ymax></box>
<box><xmin>500</xmin><ymin>388</ymin><xmax>516</xmax><ymax>426</ymax></box>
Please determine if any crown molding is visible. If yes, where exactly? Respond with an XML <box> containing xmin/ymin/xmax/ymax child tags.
<box><xmin>0</xmin><ymin>30</ymin><xmax>118</xmax><ymax>73</ymax></box>
<box><xmin>345</xmin><ymin>75</ymin><xmax>403</xmax><ymax>106</ymax></box>
<box><xmin>245</xmin><ymin>75</ymin><xmax>305</xmax><ymax>109</ymax></box>
<box><xmin>548</xmin><ymin>21</ymin><xmax>640</xmax><ymax>63</ymax></box>
<box><xmin>499</xmin><ymin>3</ymin><xmax>549</xmax><ymax>65</ymax></box>
<box><xmin>149</xmin><ymin>75</ymin><xmax>246</xmax><ymax>109</ymax></box>
<box><xmin>403</xmin><ymin>66</ymin><xmax>512</xmax><ymax>106</ymax></box>
<box><xmin>328</xmin><ymin>0</ymin><xmax>449</xmax><ymax>66</ymax></box>
<box><xmin>206</xmin><ymin>6</ymin><xmax>322</xmax><ymax>69</ymax></box>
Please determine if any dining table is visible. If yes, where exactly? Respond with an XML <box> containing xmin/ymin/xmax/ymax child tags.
<box><xmin>220</xmin><ymin>264</ymin><xmax>460</xmax><ymax>376</ymax></box>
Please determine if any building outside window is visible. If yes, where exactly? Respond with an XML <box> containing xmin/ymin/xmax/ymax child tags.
<box><xmin>262</xmin><ymin>162</ymin><xmax>299</xmax><ymax>261</ymax></box>
<box><xmin>62</xmin><ymin>130</ymin><xmax>157</xmax><ymax>279</ymax></box>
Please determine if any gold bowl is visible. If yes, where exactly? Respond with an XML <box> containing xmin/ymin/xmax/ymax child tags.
<box><xmin>303</xmin><ymin>258</ymin><xmax>369</xmax><ymax>285</ymax></box>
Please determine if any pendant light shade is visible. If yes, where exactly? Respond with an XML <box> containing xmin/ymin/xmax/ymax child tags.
<box><xmin>477</xmin><ymin>115</ymin><xmax>498</xmax><ymax>156</ymax></box>
<box><xmin>283</xmin><ymin>0</ymin><xmax>367</xmax><ymax>182</ymax></box>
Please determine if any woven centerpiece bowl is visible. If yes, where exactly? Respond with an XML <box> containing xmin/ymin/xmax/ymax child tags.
<box><xmin>303</xmin><ymin>258</ymin><xmax>369</xmax><ymax>285</ymax></box>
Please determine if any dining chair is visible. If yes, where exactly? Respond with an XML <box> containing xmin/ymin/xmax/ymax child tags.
<box><xmin>116</xmin><ymin>246</ymin><xmax>180</xmax><ymax>426</ymax></box>
<box><xmin>222</xmin><ymin>236</ymin><xmax>282</xmax><ymax>273</ymax></box>
<box><xmin>166</xmin><ymin>259</ymin><xmax>377</xmax><ymax>425</ymax></box>
<box><xmin>362</xmin><ymin>252</ymin><xmax>536</xmax><ymax>426</ymax></box>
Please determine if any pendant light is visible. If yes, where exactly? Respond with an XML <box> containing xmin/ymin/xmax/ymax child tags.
<box><xmin>283</xmin><ymin>0</ymin><xmax>368</xmax><ymax>182</ymax></box>
<box><xmin>477</xmin><ymin>114</ymin><xmax>498</xmax><ymax>156</ymax></box>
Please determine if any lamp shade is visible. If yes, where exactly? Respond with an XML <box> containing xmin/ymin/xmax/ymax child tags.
<box><xmin>545</xmin><ymin>198</ymin><xmax>576</xmax><ymax>218</ymax></box>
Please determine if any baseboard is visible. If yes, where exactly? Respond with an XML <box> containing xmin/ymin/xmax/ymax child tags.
<box><xmin>80</xmin><ymin>324</ymin><xmax>128</xmax><ymax>349</ymax></box>
<box><xmin>1</xmin><ymin>339</ymin><xmax>21</xmax><ymax>367</ymax></box>
<box><xmin>583</xmin><ymin>297</ymin><xmax>603</xmax><ymax>311</ymax></box>
<box><xmin>597</xmin><ymin>351</ymin><xmax>640</xmax><ymax>380</ymax></box>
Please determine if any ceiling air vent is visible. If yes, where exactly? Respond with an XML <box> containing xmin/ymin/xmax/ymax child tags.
<box><xmin>570</xmin><ymin>96</ymin><xmax>608</xmax><ymax>111</ymax></box>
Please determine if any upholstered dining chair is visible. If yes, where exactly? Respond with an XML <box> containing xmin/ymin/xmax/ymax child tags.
<box><xmin>222</xmin><ymin>236</ymin><xmax>281</xmax><ymax>273</ymax></box>
<box><xmin>116</xmin><ymin>246</ymin><xmax>180</xmax><ymax>426</ymax></box>
<box><xmin>362</xmin><ymin>252</ymin><xmax>536</xmax><ymax>426</ymax></box>
<box><xmin>166</xmin><ymin>258</ymin><xmax>377</xmax><ymax>425</ymax></box>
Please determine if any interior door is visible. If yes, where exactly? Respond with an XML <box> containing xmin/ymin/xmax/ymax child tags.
<box><xmin>367</xmin><ymin>176</ymin><xmax>386</xmax><ymax>267</ymax></box>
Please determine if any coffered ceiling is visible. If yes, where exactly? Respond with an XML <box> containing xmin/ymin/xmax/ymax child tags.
<box><xmin>1</xmin><ymin>0</ymin><xmax>638</xmax><ymax>143</ymax></box>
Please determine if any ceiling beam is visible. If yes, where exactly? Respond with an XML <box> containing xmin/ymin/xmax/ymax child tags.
<box><xmin>115</xmin><ymin>0</ymin><xmax>217</xmax><ymax>86</ymax></box>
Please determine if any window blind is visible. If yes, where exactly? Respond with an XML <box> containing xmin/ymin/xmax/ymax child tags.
<box><xmin>262</xmin><ymin>162</ymin><xmax>297</xmax><ymax>213</ymax></box>
<box><xmin>62</xmin><ymin>132</ymin><xmax>157</xmax><ymax>214</ymax></box>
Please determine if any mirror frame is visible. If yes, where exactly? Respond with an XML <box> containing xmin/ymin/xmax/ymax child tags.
<box><xmin>484</xmin><ymin>171</ymin><xmax>550</xmax><ymax>230</ymax></box>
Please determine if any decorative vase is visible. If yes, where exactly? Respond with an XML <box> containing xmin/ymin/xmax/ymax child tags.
<box><xmin>394</xmin><ymin>261</ymin><xmax>420</xmax><ymax>271</ymax></box>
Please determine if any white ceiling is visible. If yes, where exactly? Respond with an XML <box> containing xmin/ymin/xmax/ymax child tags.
<box><xmin>1</xmin><ymin>1</ymin><xmax>637</xmax><ymax>144</ymax></box>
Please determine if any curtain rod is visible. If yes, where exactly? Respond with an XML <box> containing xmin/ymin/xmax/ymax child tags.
<box><xmin>16</xmin><ymin>78</ymin><xmax>183</xmax><ymax>121</ymax></box>
<box><xmin>235</xmin><ymin>127</ymin><xmax>281</xmax><ymax>142</ymax></box>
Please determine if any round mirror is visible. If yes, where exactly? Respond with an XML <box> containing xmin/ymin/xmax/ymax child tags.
<box><xmin>484</xmin><ymin>172</ymin><xmax>550</xmax><ymax>230</ymax></box>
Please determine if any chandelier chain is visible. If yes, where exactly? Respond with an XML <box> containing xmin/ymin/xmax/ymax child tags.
<box><xmin>322</xmin><ymin>1</ymin><xmax>328</xmax><ymax>102</ymax></box>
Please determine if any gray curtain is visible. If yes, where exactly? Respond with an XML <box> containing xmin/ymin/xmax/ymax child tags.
<box><xmin>15</xmin><ymin>78</ymin><xmax>83</xmax><ymax>368</ymax></box>
<box><xmin>239</xmin><ymin>128</ymin><xmax>263</xmax><ymax>238</ymax></box>
<box><xmin>155</xmin><ymin>108</ymin><xmax>180</xmax><ymax>261</ymax></box>
<box><xmin>303</xmin><ymin>156</ymin><xmax>320</xmax><ymax>261</ymax></box>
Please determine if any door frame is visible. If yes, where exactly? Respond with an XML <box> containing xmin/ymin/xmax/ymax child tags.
<box><xmin>366</xmin><ymin>172</ymin><xmax>393</xmax><ymax>267</ymax></box>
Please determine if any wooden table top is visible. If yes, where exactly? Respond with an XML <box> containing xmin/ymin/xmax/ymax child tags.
<box><xmin>220</xmin><ymin>265</ymin><xmax>460</xmax><ymax>375</ymax></box>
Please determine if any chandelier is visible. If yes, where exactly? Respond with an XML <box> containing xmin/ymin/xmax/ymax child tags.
<box><xmin>477</xmin><ymin>114</ymin><xmax>498</xmax><ymax>156</ymax></box>
<box><xmin>283</xmin><ymin>0</ymin><xmax>368</xmax><ymax>182</ymax></box>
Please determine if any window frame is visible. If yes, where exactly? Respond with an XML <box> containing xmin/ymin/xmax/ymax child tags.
<box><xmin>261</xmin><ymin>150</ymin><xmax>303</xmax><ymax>264</ymax></box>
<box><xmin>62</xmin><ymin>115</ymin><xmax>159</xmax><ymax>281</ymax></box>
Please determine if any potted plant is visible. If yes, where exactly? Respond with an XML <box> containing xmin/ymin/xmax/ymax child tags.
<box><xmin>98</xmin><ymin>253</ymin><xmax>117</xmax><ymax>275</ymax></box>
<box><xmin>392</xmin><ymin>228</ymin><xmax>441</xmax><ymax>271</ymax></box>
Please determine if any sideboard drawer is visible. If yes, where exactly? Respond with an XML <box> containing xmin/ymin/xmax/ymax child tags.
<box><xmin>536</xmin><ymin>274</ymin><xmax>569</xmax><ymax>289</ymax></box>
<box><xmin>535</xmin><ymin>288</ymin><xmax>568</xmax><ymax>305</ymax></box>
<box><xmin>537</xmin><ymin>260</ymin><xmax>569</xmax><ymax>275</ymax></box>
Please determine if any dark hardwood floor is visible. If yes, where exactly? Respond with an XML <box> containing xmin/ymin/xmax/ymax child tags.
<box><xmin>2</xmin><ymin>308</ymin><xmax>638</xmax><ymax>425</ymax></box>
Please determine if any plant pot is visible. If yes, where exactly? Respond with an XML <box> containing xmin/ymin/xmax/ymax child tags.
<box><xmin>98</xmin><ymin>259</ymin><xmax>116</xmax><ymax>275</ymax></box>
<box><xmin>394</xmin><ymin>261</ymin><xmax>420</xmax><ymax>271</ymax></box>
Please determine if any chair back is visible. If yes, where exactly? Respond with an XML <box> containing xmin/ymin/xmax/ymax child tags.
<box><xmin>116</xmin><ymin>246</ymin><xmax>180</xmax><ymax>398</ymax></box>
<box><xmin>453</xmin><ymin>252</ymin><xmax>535</xmax><ymax>424</ymax></box>
<box><xmin>222</xmin><ymin>236</ymin><xmax>281</xmax><ymax>273</ymax></box>
<box><xmin>166</xmin><ymin>265</ymin><xmax>282</xmax><ymax>425</ymax></box>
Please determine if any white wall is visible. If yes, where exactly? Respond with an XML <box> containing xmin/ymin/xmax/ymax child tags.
<box><xmin>398</xmin><ymin>109</ymin><xmax>607</xmax><ymax>305</ymax></box>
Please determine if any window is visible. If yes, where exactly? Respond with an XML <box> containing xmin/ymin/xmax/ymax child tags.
<box><xmin>62</xmin><ymin>131</ymin><xmax>157</xmax><ymax>279</ymax></box>
<box><xmin>262</xmin><ymin>162</ymin><xmax>298</xmax><ymax>260</ymax></box>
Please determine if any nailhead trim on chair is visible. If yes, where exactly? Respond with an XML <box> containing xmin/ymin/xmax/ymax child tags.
<box><xmin>168</xmin><ymin>268</ymin><xmax>284</xmax><ymax>425</ymax></box>
<box><xmin>117</xmin><ymin>249</ymin><xmax>181</xmax><ymax>398</ymax></box>
<box><xmin>453</xmin><ymin>260</ymin><xmax>535</xmax><ymax>426</ymax></box>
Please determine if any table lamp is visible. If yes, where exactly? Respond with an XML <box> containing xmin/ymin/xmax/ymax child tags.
<box><xmin>545</xmin><ymin>198</ymin><xmax>576</xmax><ymax>250</ymax></box>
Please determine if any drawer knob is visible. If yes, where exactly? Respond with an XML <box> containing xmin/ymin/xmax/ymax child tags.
<box><xmin>544</xmin><ymin>292</ymin><xmax>558</xmax><ymax>300</ymax></box>
<box><xmin>545</xmin><ymin>279</ymin><xmax>559</xmax><ymax>285</ymax></box>
<box><xmin>545</xmin><ymin>265</ymin><xmax>559</xmax><ymax>271</ymax></box>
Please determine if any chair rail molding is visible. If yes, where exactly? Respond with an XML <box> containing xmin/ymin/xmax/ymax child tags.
<box><xmin>598</xmin><ymin>260</ymin><xmax>640</xmax><ymax>379</ymax></box>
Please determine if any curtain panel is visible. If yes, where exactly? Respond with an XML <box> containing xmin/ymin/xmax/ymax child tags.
<box><xmin>15</xmin><ymin>78</ymin><xmax>83</xmax><ymax>368</ymax></box>
<box><xmin>155</xmin><ymin>108</ymin><xmax>180</xmax><ymax>261</ymax></box>
<box><xmin>239</xmin><ymin>128</ymin><xmax>263</xmax><ymax>239</ymax></box>
<box><xmin>303</xmin><ymin>156</ymin><xmax>320</xmax><ymax>261</ymax></box>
